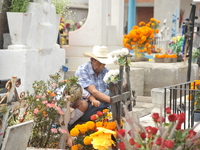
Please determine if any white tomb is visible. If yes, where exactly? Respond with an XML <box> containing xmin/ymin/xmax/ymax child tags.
<box><xmin>0</xmin><ymin>0</ymin><xmax>65</xmax><ymax>94</ymax></box>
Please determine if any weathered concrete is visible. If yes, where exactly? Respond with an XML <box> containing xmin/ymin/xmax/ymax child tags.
<box><xmin>130</xmin><ymin>61</ymin><xmax>199</xmax><ymax>96</ymax></box>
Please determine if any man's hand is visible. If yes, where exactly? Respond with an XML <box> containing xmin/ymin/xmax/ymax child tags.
<box><xmin>66</xmin><ymin>135</ymin><xmax>75</xmax><ymax>147</ymax></box>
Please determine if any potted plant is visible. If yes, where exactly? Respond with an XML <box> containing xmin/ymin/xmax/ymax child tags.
<box><xmin>123</xmin><ymin>18</ymin><xmax>160</xmax><ymax>58</ymax></box>
<box><xmin>6</xmin><ymin>0</ymin><xmax>31</xmax><ymax>49</ymax></box>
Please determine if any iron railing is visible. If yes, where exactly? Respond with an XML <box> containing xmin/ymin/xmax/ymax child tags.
<box><xmin>164</xmin><ymin>81</ymin><xmax>199</xmax><ymax>129</ymax></box>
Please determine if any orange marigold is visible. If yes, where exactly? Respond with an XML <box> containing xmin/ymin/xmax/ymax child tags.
<box><xmin>79</xmin><ymin>124</ymin><xmax>88</xmax><ymax>134</ymax></box>
<box><xmin>86</xmin><ymin>121</ymin><xmax>95</xmax><ymax>130</ymax></box>
<box><xmin>83</xmin><ymin>136</ymin><xmax>92</xmax><ymax>145</ymax></box>
<box><xmin>70</xmin><ymin>128</ymin><xmax>80</xmax><ymax>137</ymax></box>
<box><xmin>96</xmin><ymin>121</ymin><xmax>103</xmax><ymax>127</ymax></box>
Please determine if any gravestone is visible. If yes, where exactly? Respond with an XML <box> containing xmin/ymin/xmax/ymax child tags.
<box><xmin>1</xmin><ymin>120</ymin><xmax>34</xmax><ymax>150</ymax></box>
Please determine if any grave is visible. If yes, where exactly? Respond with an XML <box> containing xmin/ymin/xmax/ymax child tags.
<box><xmin>1</xmin><ymin>120</ymin><xmax>34</xmax><ymax>150</ymax></box>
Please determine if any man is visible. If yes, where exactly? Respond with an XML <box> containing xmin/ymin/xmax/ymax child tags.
<box><xmin>75</xmin><ymin>45</ymin><xmax>112</xmax><ymax>122</ymax></box>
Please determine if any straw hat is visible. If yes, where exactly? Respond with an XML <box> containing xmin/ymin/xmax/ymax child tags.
<box><xmin>83</xmin><ymin>45</ymin><xmax>112</xmax><ymax>64</ymax></box>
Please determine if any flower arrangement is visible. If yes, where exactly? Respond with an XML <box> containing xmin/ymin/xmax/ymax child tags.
<box><xmin>189</xmin><ymin>80</ymin><xmax>200</xmax><ymax>111</ymax></box>
<box><xmin>8</xmin><ymin>73</ymin><xmax>80</xmax><ymax>148</ymax></box>
<box><xmin>116</xmin><ymin>106</ymin><xmax>200</xmax><ymax>150</ymax></box>
<box><xmin>108</xmin><ymin>48</ymin><xmax>130</xmax><ymax>66</ymax></box>
<box><xmin>70</xmin><ymin>109</ymin><xmax>117</xmax><ymax>150</ymax></box>
<box><xmin>59</xmin><ymin>17</ymin><xmax>85</xmax><ymax>45</ymax></box>
<box><xmin>123</xmin><ymin>18</ymin><xmax>160</xmax><ymax>55</ymax></box>
<box><xmin>168</xmin><ymin>36</ymin><xmax>184</xmax><ymax>55</ymax></box>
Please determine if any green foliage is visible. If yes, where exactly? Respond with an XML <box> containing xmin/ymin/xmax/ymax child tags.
<box><xmin>192</xmin><ymin>47</ymin><xmax>200</xmax><ymax>59</ymax></box>
<box><xmin>8</xmin><ymin>0</ymin><xmax>29</xmax><ymax>12</ymax></box>
<box><xmin>51</xmin><ymin>0</ymin><xmax>70</xmax><ymax>15</ymax></box>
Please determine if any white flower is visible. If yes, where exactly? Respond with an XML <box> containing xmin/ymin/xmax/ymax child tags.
<box><xmin>103</xmin><ymin>69</ymin><xmax>120</xmax><ymax>84</ymax></box>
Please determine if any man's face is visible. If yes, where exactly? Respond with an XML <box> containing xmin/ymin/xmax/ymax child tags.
<box><xmin>91</xmin><ymin>58</ymin><xmax>106</xmax><ymax>74</ymax></box>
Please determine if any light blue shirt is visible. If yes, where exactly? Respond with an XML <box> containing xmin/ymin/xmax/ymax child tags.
<box><xmin>75</xmin><ymin>61</ymin><xmax>109</xmax><ymax>93</ymax></box>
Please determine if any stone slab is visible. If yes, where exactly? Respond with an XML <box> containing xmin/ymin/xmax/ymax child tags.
<box><xmin>1</xmin><ymin>120</ymin><xmax>34</xmax><ymax>150</ymax></box>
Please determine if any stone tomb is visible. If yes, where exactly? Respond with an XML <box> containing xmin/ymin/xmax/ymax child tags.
<box><xmin>1</xmin><ymin>120</ymin><xmax>34</xmax><ymax>150</ymax></box>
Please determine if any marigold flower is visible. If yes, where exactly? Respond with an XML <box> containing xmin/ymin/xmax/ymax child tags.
<box><xmin>83</xmin><ymin>136</ymin><xmax>92</xmax><ymax>145</ymax></box>
<box><xmin>96</xmin><ymin>121</ymin><xmax>103</xmax><ymax>127</ymax></box>
<box><xmin>86</xmin><ymin>121</ymin><xmax>95</xmax><ymax>130</ymax></box>
<box><xmin>70</xmin><ymin>128</ymin><xmax>80</xmax><ymax>137</ymax></box>
<box><xmin>79</xmin><ymin>124</ymin><xmax>88</xmax><ymax>134</ymax></box>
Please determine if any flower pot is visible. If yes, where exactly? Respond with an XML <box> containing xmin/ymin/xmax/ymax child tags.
<box><xmin>171</xmin><ymin>58</ymin><xmax>177</xmax><ymax>63</ymax></box>
<box><xmin>134</xmin><ymin>47</ymin><xmax>143</xmax><ymax>58</ymax></box>
<box><xmin>164</xmin><ymin>58</ymin><xmax>172</xmax><ymax>63</ymax></box>
<box><xmin>154</xmin><ymin>58</ymin><xmax>164</xmax><ymax>63</ymax></box>
<box><xmin>194</xmin><ymin>110</ymin><xmax>200</xmax><ymax>122</ymax></box>
<box><xmin>7</xmin><ymin>12</ymin><xmax>31</xmax><ymax>49</ymax></box>
<box><xmin>177</xmin><ymin>55</ymin><xmax>183</xmax><ymax>62</ymax></box>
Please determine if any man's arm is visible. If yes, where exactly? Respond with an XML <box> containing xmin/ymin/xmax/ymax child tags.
<box><xmin>87</xmin><ymin>85</ymin><xmax>110</xmax><ymax>103</ymax></box>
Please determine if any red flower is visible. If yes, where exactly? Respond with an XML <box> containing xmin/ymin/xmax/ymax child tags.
<box><xmin>178</xmin><ymin>113</ymin><xmax>185</xmax><ymax>123</ymax></box>
<box><xmin>164</xmin><ymin>140</ymin><xmax>174</xmax><ymax>149</ymax></box>
<box><xmin>165</xmin><ymin>107</ymin><xmax>171</xmax><ymax>114</ymax></box>
<box><xmin>128</xmin><ymin>130</ymin><xmax>132</xmax><ymax>136</ymax></box>
<box><xmin>129</xmin><ymin>138</ymin><xmax>135</xmax><ymax>145</ymax></box>
<box><xmin>176</xmin><ymin>122</ymin><xmax>182</xmax><ymax>130</ymax></box>
<box><xmin>146</xmin><ymin>126</ymin><xmax>158</xmax><ymax>135</ymax></box>
<box><xmin>96</xmin><ymin>111</ymin><xmax>103</xmax><ymax>117</ymax></box>
<box><xmin>155</xmin><ymin>137</ymin><xmax>162</xmax><ymax>145</ymax></box>
<box><xmin>118</xmin><ymin>142</ymin><xmax>126</xmax><ymax>150</ymax></box>
<box><xmin>117</xmin><ymin>129</ymin><xmax>126</xmax><ymax>138</ymax></box>
<box><xmin>90</xmin><ymin>114</ymin><xmax>98</xmax><ymax>121</ymax></box>
<box><xmin>140</xmin><ymin>132</ymin><xmax>146</xmax><ymax>139</ymax></box>
<box><xmin>134</xmin><ymin>142</ymin><xmax>141</xmax><ymax>149</ymax></box>
<box><xmin>156</xmin><ymin>116</ymin><xmax>165</xmax><ymax>123</ymax></box>
<box><xmin>187</xmin><ymin>130</ymin><xmax>197</xmax><ymax>139</ymax></box>
<box><xmin>152</xmin><ymin>113</ymin><xmax>159</xmax><ymax>121</ymax></box>
<box><xmin>168</xmin><ymin>113</ymin><xmax>177</xmax><ymax>122</ymax></box>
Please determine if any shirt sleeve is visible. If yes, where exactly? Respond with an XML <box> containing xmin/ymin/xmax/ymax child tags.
<box><xmin>82</xmin><ymin>86</ymin><xmax>91</xmax><ymax>99</ymax></box>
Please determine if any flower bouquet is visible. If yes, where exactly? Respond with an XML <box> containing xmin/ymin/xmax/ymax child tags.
<box><xmin>70</xmin><ymin>109</ymin><xmax>117</xmax><ymax>150</ymax></box>
<box><xmin>123</xmin><ymin>18</ymin><xmax>160</xmax><ymax>56</ymax></box>
<box><xmin>168</xmin><ymin>36</ymin><xmax>184</xmax><ymax>55</ymax></box>
<box><xmin>108</xmin><ymin>48</ymin><xmax>130</xmax><ymax>66</ymax></box>
<box><xmin>116</xmin><ymin>106</ymin><xmax>200</xmax><ymax>150</ymax></box>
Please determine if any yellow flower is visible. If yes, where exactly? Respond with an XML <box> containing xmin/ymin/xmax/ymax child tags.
<box><xmin>83</xmin><ymin>136</ymin><xmax>92</xmax><ymax>145</ymax></box>
<box><xmin>89</xmin><ymin>127</ymin><xmax>116</xmax><ymax>149</ymax></box>
<box><xmin>70</xmin><ymin>128</ymin><xmax>80</xmax><ymax>137</ymax></box>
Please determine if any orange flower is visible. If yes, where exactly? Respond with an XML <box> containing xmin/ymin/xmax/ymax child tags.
<box><xmin>50</xmin><ymin>92</ymin><xmax>56</xmax><ymax>97</ymax></box>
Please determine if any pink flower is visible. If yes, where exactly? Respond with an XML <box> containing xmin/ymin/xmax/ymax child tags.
<box><xmin>52</xmin><ymin>83</ymin><xmax>57</xmax><ymax>87</ymax></box>
<box><xmin>46</xmin><ymin>103</ymin><xmax>55</xmax><ymax>108</ymax></box>
<box><xmin>33</xmin><ymin>108</ymin><xmax>39</xmax><ymax>114</ymax></box>
<box><xmin>59</xmin><ymin>129</ymin><xmax>67</xmax><ymax>133</ymax></box>
<box><xmin>35</xmin><ymin>95</ymin><xmax>41</xmax><ymax>99</ymax></box>
<box><xmin>66</xmin><ymin>95</ymin><xmax>71</xmax><ymax>99</ymax></box>
<box><xmin>42</xmin><ymin>100</ymin><xmax>48</xmax><ymax>104</ymax></box>
<box><xmin>51</xmin><ymin>128</ymin><xmax>58</xmax><ymax>133</ymax></box>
